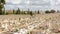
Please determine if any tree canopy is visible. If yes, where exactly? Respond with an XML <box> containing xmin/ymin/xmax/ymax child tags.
<box><xmin>0</xmin><ymin>0</ymin><xmax>5</xmax><ymax>14</ymax></box>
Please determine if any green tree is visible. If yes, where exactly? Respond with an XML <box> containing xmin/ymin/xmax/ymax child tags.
<box><xmin>0</xmin><ymin>0</ymin><xmax>5</xmax><ymax>15</ymax></box>
<box><xmin>30</xmin><ymin>11</ymin><xmax>33</xmax><ymax>16</ymax></box>
<box><xmin>2</xmin><ymin>8</ymin><xmax>5</xmax><ymax>15</ymax></box>
<box><xmin>27</xmin><ymin>8</ymin><xmax>30</xmax><ymax>14</ymax></box>
<box><xmin>16</xmin><ymin>8</ymin><xmax>20</xmax><ymax>14</ymax></box>
<box><xmin>23</xmin><ymin>11</ymin><xmax>26</xmax><ymax>14</ymax></box>
<box><xmin>50</xmin><ymin>10</ymin><xmax>55</xmax><ymax>13</ymax></box>
<box><xmin>13</xmin><ymin>9</ymin><xmax>15</xmax><ymax>14</ymax></box>
<box><xmin>37</xmin><ymin>10</ymin><xmax>40</xmax><ymax>14</ymax></box>
<box><xmin>45</xmin><ymin>10</ymin><xmax>50</xmax><ymax>13</ymax></box>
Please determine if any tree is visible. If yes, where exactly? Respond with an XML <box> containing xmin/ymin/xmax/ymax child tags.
<box><xmin>37</xmin><ymin>10</ymin><xmax>40</xmax><ymax>14</ymax></box>
<box><xmin>50</xmin><ymin>10</ymin><xmax>55</xmax><ymax>13</ymax></box>
<box><xmin>16</xmin><ymin>8</ymin><xmax>20</xmax><ymax>14</ymax></box>
<box><xmin>45</xmin><ymin>10</ymin><xmax>50</xmax><ymax>13</ymax></box>
<box><xmin>23</xmin><ymin>11</ymin><xmax>26</xmax><ymax>14</ymax></box>
<box><xmin>2</xmin><ymin>7</ymin><xmax>5</xmax><ymax>14</ymax></box>
<box><xmin>0</xmin><ymin>0</ymin><xmax>5</xmax><ymax>15</ymax></box>
<box><xmin>45</xmin><ymin>10</ymin><xmax>55</xmax><ymax>13</ymax></box>
<box><xmin>30</xmin><ymin>11</ymin><xmax>33</xmax><ymax>16</ymax></box>
<box><xmin>13</xmin><ymin>9</ymin><xmax>15</xmax><ymax>14</ymax></box>
<box><xmin>27</xmin><ymin>8</ymin><xmax>30</xmax><ymax>14</ymax></box>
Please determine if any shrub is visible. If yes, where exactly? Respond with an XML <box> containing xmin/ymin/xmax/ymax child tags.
<box><xmin>50</xmin><ymin>10</ymin><xmax>55</xmax><ymax>13</ymax></box>
<box><xmin>45</xmin><ymin>10</ymin><xmax>50</xmax><ymax>13</ymax></box>
<box><xmin>30</xmin><ymin>11</ymin><xmax>33</xmax><ymax>16</ymax></box>
<box><xmin>37</xmin><ymin>10</ymin><xmax>40</xmax><ymax>14</ymax></box>
<box><xmin>13</xmin><ymin>9</ymin><xmax>15</xmax><ymax>14</ymax></box>
<box><xmin>16</xmin><ymin>8</ymin><xmax>20</xmax><ymax>14</ymax></box>
<box><xmin>45</xmin><ymin>10</ymin><xmax>55</xmax><ymax>13</ymax></box>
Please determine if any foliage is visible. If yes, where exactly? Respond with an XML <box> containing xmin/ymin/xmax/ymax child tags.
<box><xmin>45</xmin><ymin>10</ymin><xmax>55</xmax><ymax>13</ymax></box>
<box><xmin>5</xmin><ymin>12</ymin><xmax>8</xmax><ymax>15</ymax></box>
<box><xmin>13</xmin><ymin>9</ymin><xmax>15</xmax><ymax>14</ymax></box>
<box><xmin>37</xmin><ymin>10</ymin><xmax>40</xmax><ymax>14</ymax></box>
<box><xmin>45</xmin><ymin>10</ymin><xmax>50</xmax><ymax>13</ymax></box>
<box><xmin>16</xmin><ymin>8</ymin><xmax>20</xmax><ymax>14</ymax></box>
<box><xmin>50</xmin><ymin>10</ymin><xmax>55</xmax><ymax>13</ymax></box>
<box><xmin>0</xmin><ymin>0</ymin><xmax>57</xmax><ymax>15</ymax></box>
<box><xmin>30</xmin><ymin>11</ymin><xmax>33</xmax><ymax>16</ymax></box>
<box><xmin>0</xmin><ymin>0</ymin><xmax>5</xmax><ymax>15</ymax></box>
<box><xmin>2</xmin><ymin>8</ymin><xmax>5</xmax><ymax>15</ymax></box>
<box><xmin>14</xmin><ymin>29</ymin><xmax>18</xmax><ymax>32</ymax></box>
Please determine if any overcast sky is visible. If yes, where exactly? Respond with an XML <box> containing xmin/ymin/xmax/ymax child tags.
<box><xmin>5</xmin><ymin>0</ymin><xmax>60</xmax><ymax>11</ymax></box>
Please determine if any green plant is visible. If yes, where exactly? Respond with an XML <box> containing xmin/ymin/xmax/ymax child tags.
<box><xmin>37</xmin><ymin>10</ymin><xmax>40</xmax><ymax>14</ymax></box>
<box><xmin>45</xmin><ymin>10</ymin><xmax>55</xmax><ymax>13</ymax></box>
<box><xmin>30</xmin><ymin>11</ymin><xmax>33</xmax><ymax>16</ymax></box>
<box><xmin>45</xmin><ymin>10</ymin><xmax>50</xmax><ymax>13</ymax></box>
<box><xmin>0</xmin><ymin>0</ymin><xmax>5</xmax><ymax>15</ymax></box>
<box><xmin>16</xmin><ymin>8</ymin><xmax>20</xmax><ymax>14</ymax></box>
<box><xmin>50</xmin><ymin>10</ymin><xmax>55</xmax><ymax>13</ymax></box>
<box><xmin>13</xmin><ymin>9</ymin><xmax>15</xmax><ymax>14</ymax></box>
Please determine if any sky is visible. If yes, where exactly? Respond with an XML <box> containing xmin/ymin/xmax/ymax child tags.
<box><xmin>5</xmin><ymin>0</ymin><xmax>60</xmax><ymax>11</ymax></box>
